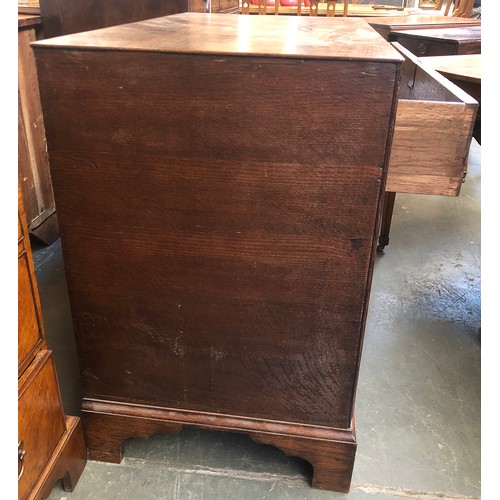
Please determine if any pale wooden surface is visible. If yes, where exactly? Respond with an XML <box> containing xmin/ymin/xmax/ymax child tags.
<box><xmin>420</xmin><ymin>53</ymin><xmax>481</xmax><ymax>83</ymax></box>
<box><xmin>18</xmin><ymin>0</ymin><xmax>40</xmax><ymax>14</ymax></box>
<box><xmin>32</xmin><ymin>12</ymin><xmax>404</xmax><ymax>62</ymax></box>
<box><xmin>386</xmin><ymin>43</ymin><xmax>477</xmax><ymax>196</ymax></box>
<box><xmin>388</xmin><ymin>100</ymin><xmax>476</xmax><ymax>195</ymax></box>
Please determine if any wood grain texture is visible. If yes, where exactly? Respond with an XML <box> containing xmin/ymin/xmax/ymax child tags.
<box><xmin>420</xmin><ymin>53</ymin><xmax>481</xmax><ymax>83</ymax></box>
<box><xmin>82</xmin><ymin>400</ymin><xmax>356</xmax><ymax>492</ymax></box>
<box><xmin>18</xmin><ymin>14</ymin><xmax>42</xmax><ymax>28</ymax></box>
<box><xmin>32</xmin><ymin>13</ymin><xmax>404</xmax><ymax>62</ymax></box>
<box><xmin>18</xmin><ymin>16</ymin><xmax>59</xmax><ymax>244</ymax></box>
<box><xmin>30</xmin><ymin>416</ymin><xmax>87</xmax><ymax>498</ymax></box>
<box><xmin>35</xmin><ymin>46</ymin><xmax>399</xmax><ymax>429</ymax></box>
<box><xmin>386</xmin><ymin>43</ymin><xmax>477</xmax><ymax>196</ymax></box>
<box><xmin>18</xmin><ymin>187</ymin><xmax>45</xmax><ymax>376</ymax></box>
<box><xmin>33</xmin><ymin>14</ymin><xmax>401</xmax><ymax>492</ymax></box>
<box><xmin>18</xmin><ymin>187</ymin><xmax>87</xmax><ymax>500</ymax></box>
<box><xmin>250</xmin><ymin>432</ymin><xmax>356</xmax><ymax>492</ymax></box>
<box><xmin>18</xmin><ymin>350</ymin><xmax>67</xmax><ymax>500</ymax></box>
<box><xmin>18</xmin><ymin>252</ymin><xmax>45</xmax><ymax>371</ymax></box>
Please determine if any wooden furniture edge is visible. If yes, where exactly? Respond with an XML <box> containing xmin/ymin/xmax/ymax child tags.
<box><xmin>82</xmin><ymin>399</ymin><xmax>356</xmax><ymax>492</ymax></box>
<box><xmin>27</xmin><ymin>416</ymin><xmax>87</xmax><ymax>499</ymax></box>
<box><xmin>392</xmin><ymin>42</ymin><xmax>478</xmax><ymax>106</ymax></box>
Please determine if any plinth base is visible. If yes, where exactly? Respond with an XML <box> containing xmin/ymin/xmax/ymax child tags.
<box><xmin>82</xmin><ymin>399</ymin><xmax>357</xmax><ymax>493</ymax></box>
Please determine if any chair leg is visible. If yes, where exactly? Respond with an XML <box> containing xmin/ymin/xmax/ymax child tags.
<box><xmin>443</xmin><ymin>0</ymin><xmax>453</xmax><ymax>15</ymax></box>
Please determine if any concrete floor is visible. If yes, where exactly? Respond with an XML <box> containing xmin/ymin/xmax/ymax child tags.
<box><xmin>32</xmin><ymin>139</ymin><xmax>481</xmax><ymax>500</ymax></box>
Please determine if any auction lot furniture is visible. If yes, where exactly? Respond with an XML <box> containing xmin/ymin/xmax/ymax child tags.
<box><xmin>389</xmin><ymin>25</ymin><xmax>481</xmax><ymax>56</ymax></box>
<box><xmin>18</xmin><ymin>186</ymin><xmax>86</xmax><ymax>500</ymax></box>
<box><xmin>31</xmin><ymin>13</ymin><xmax>476</xmax><ymax>492</ymax></box>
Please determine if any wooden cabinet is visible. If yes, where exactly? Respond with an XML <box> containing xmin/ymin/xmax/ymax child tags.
<box><xmin>18</xmin><ymin>187</ymin><xmax>87</xmax><ymax>500</ymax></box>
<box><xmin>33</xmin><ymin>14</ymin><xmax>404</xmax><ymax>493</ymax></box>
<box><xmin>18</xmin><ymin>14</ymin><xmax>59</xmax><ymax>245</ymax></box>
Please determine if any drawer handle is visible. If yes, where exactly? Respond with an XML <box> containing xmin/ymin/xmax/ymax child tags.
<box><xmin>18</xmin><ymin>441</ymin><xmax>26</xmax><ymax>481</ymax></box>
<box><xmin>416</xmin><ymin>42</ymin><xmax>428</xmax><ymax>56</ymax></box>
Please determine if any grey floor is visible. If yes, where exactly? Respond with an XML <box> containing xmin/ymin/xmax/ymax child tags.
<box><xmin>32</xmin><ymin>139</ymin><xmax>481</xmax><ymax>500</ymax></box>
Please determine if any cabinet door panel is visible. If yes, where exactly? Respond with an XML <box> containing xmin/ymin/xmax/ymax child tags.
<box><xmin>18</xmin><ymin>351</ymin><xmax>67</xmax><ymax>500</ymax></box>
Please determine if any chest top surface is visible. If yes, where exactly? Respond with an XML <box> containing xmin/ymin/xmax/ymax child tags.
<box><xmin>32</xmin><ymin>12</ymin><xmax>403</xmax><ymax>62</ymax></box>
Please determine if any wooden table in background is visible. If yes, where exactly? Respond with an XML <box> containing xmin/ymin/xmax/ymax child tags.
<box><xmin>389</xmin><ymin>26</ymin><xmax>481</xmax><ymax>56</ymax></box>
<box><xmin>421</xmin><ymin>53</ymin><xmax>481</xmax><ymax>142</ymax></box>
<box><xmin>366</xmin><ymin>14</ymin><xmax>481</xmax><ymax>39</ymax></box>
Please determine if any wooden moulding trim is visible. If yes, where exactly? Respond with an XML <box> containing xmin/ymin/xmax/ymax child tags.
<box><xmin>82</xmin><ymin>399</ymin><xmax>356</xmax><ymax>444</ymax></box>
<box><xmin>18</xmin><ymin>349</ymin><xmax>50</xmax><ymax>396</ymax></box>
<box><xmin>28</xmin><ymin>416</ymin><xmax>87</xmax><ymax>499</ymax></box>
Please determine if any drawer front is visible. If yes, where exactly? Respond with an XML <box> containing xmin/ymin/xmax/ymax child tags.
<box><xmin>18</xmin><ymin>350</ymin><xmax>66</xmax><ymax>500</ymax></box>
<box><xmin>387</xmin><ymin>43</ymin><xmax>478</xmax><ymax>196</ymax></box>
<box><xmin>18</xmin><ymin>249</ymin><xmax>44</xmax><ymax>371</ymax></box>
<box><xmin>393</xmin><ymin>38</ymin><xmax>460</xmax><ymax>57</ymax></box>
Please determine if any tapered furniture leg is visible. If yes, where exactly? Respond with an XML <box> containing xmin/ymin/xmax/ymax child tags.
<box><xmin>378</xmin><ymin>191</ymin><xmax>397</xmax><ymax>252</ymax></box>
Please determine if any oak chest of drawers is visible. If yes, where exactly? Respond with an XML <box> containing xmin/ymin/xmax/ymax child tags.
<box><xmin>33</xmin><ymin>13</ymin><xmax>415</xmax><ymax>492</ymax></box>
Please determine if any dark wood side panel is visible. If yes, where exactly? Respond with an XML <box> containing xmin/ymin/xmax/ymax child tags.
<box><xmin>39</xmin><ymin>0</ymin><xmax>190</xmax><ymax>38</ymax></box>
<box><xmin>35</xmin><ymin>47</ymin><xmax>398</xmax><ymax>430</ymax></box>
